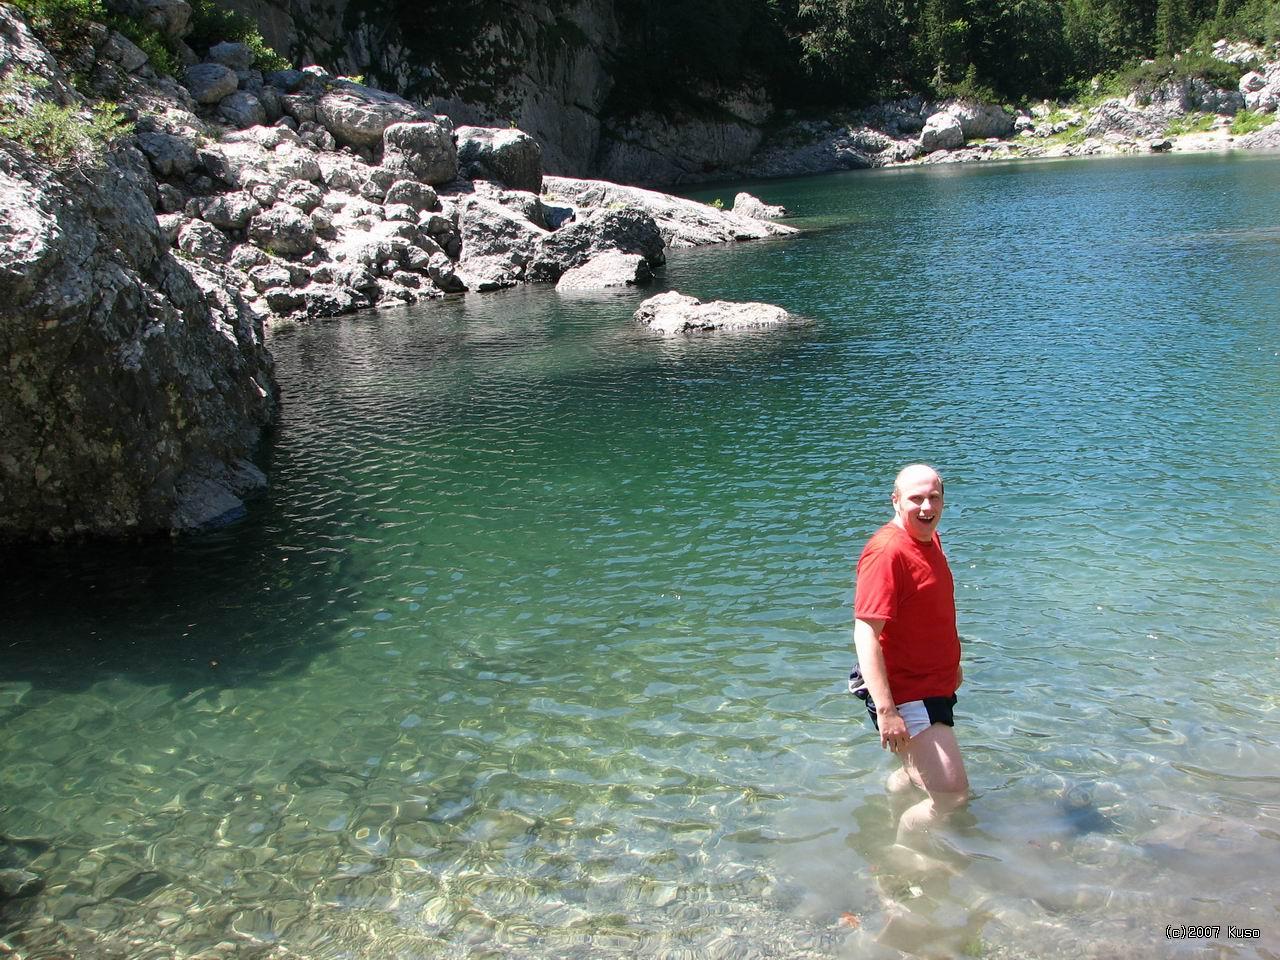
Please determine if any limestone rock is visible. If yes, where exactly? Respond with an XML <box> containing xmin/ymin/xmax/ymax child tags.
<box><xmin>384</xmin><ymin>179</ymin><xmax>439</xmax><ymax>212</ymax></box>
<box><xmin>193</xmin><ymin>191</ymin><xmax>260</xmax><ymax>229</ymax></box>
<box><xmin>177</xmin><ymin>218</ymin><xmax>230</xmax><ymax>259</ymax></box>
<box><xmin>921</xmin><ymin>112</ymin><xmax>965</xmax><ymax>152</ymax></box>
<box><xmin>207</xmin><ymin>41</ymin><xmax>253</xmax><ymax>72</ymax></box>
<box><xmin>136</xmin><ymin>131</ymin><xmax>197</xmax><ymax>177</ymax></box>
<box><xmin>218</xmin><ymin>90</ymin><xmax>265</xmax><ymax>129</ymax></box>
<box><xmin>732</xmin><ymin>192</ymin><xmax>786</xmax><ymax>220</ymax></box>
<box><xmin>527</xmin><ymin>208</ymin><xmax>663</xmax><ymax>282</ymax></box>
<box><xmin>0</xmin><ymin>141</ymin><xmax>276</xmax><ymax>541</ymax></box>
<box><xmin>381</xmin><ymin>121</ymin><xmax>458</xmax><ymax>184</ymax></box>
<box><xmin>455</xmin><ymin>195</ymin><xmax>548</xmax><ymax>291</ymax></box>
<box><xmin>556</xmin><ymin>250</ymin><xmax>652</xmax><ymax>290</ymax></box>
<box><xmin>317</xmin><ymin>81</ymin><xmax>428</xmax><ymax>149</ymax></box>
<box><xmin>247</xmin><ymin>204</ymin><xmax>316</xmax><ymax>256</ymax></box>
<box><xmin>634</xmin><ymin>290</ymin><xmax>796</xmax><ymax>335</ymax></box>
<box><xmin>184</xmin><ymin>63</ymin><xmax>238</xmax><ymax>104</ymax></box>
<box><xmin>542</xmin><ymin>176</ymin><xmax>797</xmax><ymax>248</ymax></box>
<box><xmin>101</xmin><ymin>31</ymin><xmax>149</xmax><ymax>73</ymax></box>
<box><xmin>456</xmin><ymin>125</ymin><xmax>543</xmax><ymax>193</ymax></box>
<box><xmin>944</xmin><ymin>100</ymin><xmax>1014</xmax><ymax>139</ymax></box>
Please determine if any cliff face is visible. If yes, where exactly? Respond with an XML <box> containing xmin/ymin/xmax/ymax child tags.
<box><xmin>0</xmin><ymin>7</ymin><xmax>277</xmax><ymax>542</ymax></box>
<box><xmin>218</xmin><ymin>0</ymin><xmax>772</xmax><ymax>184</ymax></box>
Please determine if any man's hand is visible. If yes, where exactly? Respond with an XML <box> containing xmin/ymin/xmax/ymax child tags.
<box><xmin>955</xmin><ymin>663</ymin><xmax>964</xmax><ymax>690</ymax></box>
<box><xmin>878</xmin><ymin>706</ymin><xmax>909</xmax><ymax>752</ymax></box>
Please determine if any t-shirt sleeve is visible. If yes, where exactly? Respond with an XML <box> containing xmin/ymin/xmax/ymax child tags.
<box><xmin>854</xmin><ymin>541</ymin><xmax>898</xmax><ymax>622</ymax></box>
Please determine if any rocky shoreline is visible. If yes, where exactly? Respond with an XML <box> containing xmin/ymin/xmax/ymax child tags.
<box><xmin>742</xmin><ymin>40</ymin><xmax>1280</xmax><ymax>179</ymax></box>
<box><xmin>3</xmin><ymin>0</ymin><xmax>1279</xmax><ymax>544</ymax></box>
<box><xmin>0</xmin><ymin>2</ymin><xmax>794</xmax><ymax>542</ymax></box>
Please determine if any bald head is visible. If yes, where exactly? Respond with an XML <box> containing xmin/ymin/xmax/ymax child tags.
<box><xmin>893</xmin><ymin>463</ymin><xmax>943</xmax><ymax>497</ymax></box>
<box><xmin>892</xmin><ymin>463</ymin><xmax>944</xmax><ymax>542</ymax></box>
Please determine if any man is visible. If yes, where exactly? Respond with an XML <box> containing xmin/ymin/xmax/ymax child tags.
<box><xmin>851</xmin><ymin>463</ymin><xmax>968</xmax><ymax>838</ymax></box>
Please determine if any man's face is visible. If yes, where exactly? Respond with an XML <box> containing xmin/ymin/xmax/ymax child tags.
<box><xmin>893</xmin><ymin>468</ymin><xmax>944</xmax><ymax>542</ymax></box>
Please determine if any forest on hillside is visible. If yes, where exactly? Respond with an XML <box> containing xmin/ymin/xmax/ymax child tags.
<box><xmin>607</xmin><ymin>0</ymin><xmax>1280</xmax><ymax>106</ymax></box>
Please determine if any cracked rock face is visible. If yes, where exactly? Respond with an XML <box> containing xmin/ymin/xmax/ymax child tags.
<box><xmin>0</xmin><ymin>141</ymin><xmax>277</xmax><ymax>541</ymax></box>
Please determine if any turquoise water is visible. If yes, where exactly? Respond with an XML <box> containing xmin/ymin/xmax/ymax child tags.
<box><xmin>3</xmin><ymin>153</ymin><xmax>1279</xmax><ymax>958</ymax></box>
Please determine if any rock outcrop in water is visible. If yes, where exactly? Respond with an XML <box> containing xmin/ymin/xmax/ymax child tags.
<box><xmin>0</xmin><ymin>4</ymin><xmax>796</xmax><ymax>542</ymax></box>
<box><xmin>634</xmin><ymin>291</ymin><xmax>798</xmax><ymax>336</ymax></box>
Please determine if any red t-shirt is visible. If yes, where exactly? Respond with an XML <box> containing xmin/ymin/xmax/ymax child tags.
<box><xmin>854</xmin><ymin>522</ymin><xmax>960</xmax><ymax>703</ymax></box>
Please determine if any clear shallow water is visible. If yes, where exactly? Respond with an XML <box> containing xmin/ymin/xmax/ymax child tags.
<box><xmin>3</xmin><ymin>153</ymin><xmax>1279</xmax><ymax>959</ymax></box>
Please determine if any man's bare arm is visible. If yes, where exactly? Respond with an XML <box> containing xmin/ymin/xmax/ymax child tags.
<box><xmin>853</xmin><ymin>617</ymin><xmax>909</xmax><ymax>752</ymax></box>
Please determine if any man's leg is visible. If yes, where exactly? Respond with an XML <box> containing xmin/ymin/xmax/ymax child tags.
<box><xmin>896</xmin><ymin>723</ymin><xmax>969</xmax><ymax>839</ymax></box>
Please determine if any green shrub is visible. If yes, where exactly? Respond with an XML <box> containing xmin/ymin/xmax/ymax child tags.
<box><xmin>708</xmin><ymin>197</ymin><xmax>724</xmax><ymax>210</ymax></box>
<box><xmin>187</xmin><ymin>0</ymin><xmax>290</xmax><ymax>72</ymax></box>
<box><xmin>10</xmin><ymin>0</ymin><xmax>107</xmax><ymax>51</ymax></box>
<box><xmin>0</xmin><ymin>68</ymin><xmax>130</xmax><ymax>168</ymax></box>
<box><xmin>1119</xmin><ymin>52</ymin><xmax>1246</xmax><ymax>96</ymax></box>
<box><xmin>1164</xmin><ymin>112</ymin><xmax>1217</xmax><ymax>135</ymax></box>
<box><xmin>1231</xmin><ymin>108</ymin><xmax>1277</xmax><ymax>135</ymax></box>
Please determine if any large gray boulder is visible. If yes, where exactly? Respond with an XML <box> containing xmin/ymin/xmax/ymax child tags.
<box><xmin>218</xmin><ymin>90</ymin><xmax>266</xmax><ymax>129</ymax></box>
<box><xmin>111</xmin><ymin>0</ymin><xmax>191</xmax><ymax>38</ymax></box>
<box><xmin>136</xmin><ymin>131</ymin><xmax>198</xmax><ymax>177</ymax></box>
<box><xmin>247</xmin><ymin>204</ymin><xmax>316</xmax><ymax>256</ymax></box>
<box><xmin>944</xmin><ymin>101</ymin><xmax>1015</xmax><ymax>139</ymax></box>
<box><xmin>455</xmin><ymin>194</ymin><xmax>548</xmax><ymax>291</ymax></box>
<box><xmin>733</xmin><ymin>192</ymin><xmax>786</xmax><ymax>220</ymax></box>
<box><xmin>184</xmin><ymin>63</ymin><xmax>238</xmax><ymax>104</ymax></box>
<box><xmin>556</xmin><ymin>250</ymin><xmax>652</xmax><ymax>290</ymax></box>
<box><xmin>920</xmin><ymin>112</ymin><xmax>965</xmax><ymax>152</ymax></box>
<box><xmin>0</xmin><ymin>142</ymin><xmax>277</xmax><ymax>541</ymax></box>
<box><xmin>456</xmin><ymin>125</ymin><xmax>543</xmax><ymax>193</ymax></box>
<box><xmin>1084</xmin><ymin>101</ymin><xmax>1164</xmax><ymax>139</ymax></box>
<box><xmin>316</xmin><ymin>81</ymin><xmax>428</xmax><ymax>149</ymax></box>
<box><xmin>542</xmin><ymin>176</ymin><xmax>797</xmax><ymax>248</ymax></box>
<box><xmin>527</xmin><ymin>208</ymin><xmax>664</xmax><ymax>282</ymax></box>
<box><xmin>381</xmin><ymin>121</ymin><xmax>458</xmax><ymax>184</ymax></box>
<box><xmin>634</xmin><ymin>290</ymin><xmax>796</xmax><ymax>336</ymax></box>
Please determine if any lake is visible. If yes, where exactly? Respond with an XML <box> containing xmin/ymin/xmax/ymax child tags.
<box><xmin>3</xmin><ymin>152</ymin><xmax>1279</xmax><ymax>959</ymax></box>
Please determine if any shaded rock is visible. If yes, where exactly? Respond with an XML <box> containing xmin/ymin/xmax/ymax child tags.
<box><xmin>543</xmin><ymin>176</ymin><xmax>797</xmax><ymax>248</ymax></box>
<box><xmin>556</xmin><ymin>250</ymin><xmax>652</xmax><ymax>290</ymax></box>
<box><xmin>0</xmin><ymin>141</ymin><xmax>276</xmax><ymax>541</ymax></box>
<box><xmin>1148</xmin><ymin>138</ymin><xmax>1173</xmax><ymax>152</ymax></box>
<box><xmin>266</xmin><ymin>69</ymin><xmax>305</xmax><ymax>93</ymax></box>
<box><xmin>247</xmin><ymin>204</ymin><xmax>316</xmax><ymax>256</ymax></box>
<box><xmin>114</xmin><ymin>0</ymin><xmax>191</xmax><ymax>39</ymax></box>
<box><xmin>136</xmin><ymin>131</ymin><xmax>197</xmax><ymax>177</ymax></box>
<box><xmin>317</xmin><ymin>81</ymin><xmax>428</xmax><ymax>149</ymax></box>
<box><xmin>456</xmin><ymin>125</ymin><xmax>543</xmax><ymax>193</ymax></box>
<box><xmin>732</xmin><ymin>192</ymin><xmax>785</xmax><ymax>220</ymax></box>
<box><xmin>218</xmin><ymin>90</ymin><xmax>266</xmax><ymax>129</ymax></box>
<box><xmin>427</xmin><ymin>252</ymin><xmax>466</xmax><ymax>293</ymax></box>
<box><xmin>101</xmin><ymin>31</ymin><xmax>149</xmax><ymax>73</ymax></box>
<box><xmin>0</xmin><ymin>869</ymin><xmax>43</xmax><ymax>900</ymax></box>
<box><xmin>171</xmin><ymin>457</ymin><xmax>266</xmax><ymax>530</ymax></box>
<box><xmin>455</xmin><ymin>194</ymin><xmax>548</xmax><ymax>290</ymax></box>
<box><xmin>921</xmin><ymin>112</ymin><xmax>964</xmax><ymax>152</ymax></box>
<box><xmin>528</xmin><ymin>208</ymin><xmax>663</xmax><ymax>282</ymax></box>
<box><xmin>207</xmin><ymin>41</ymin><xmax>253</xmax><ymax>72</ymax></box>
<box><xmin>634</xmin><ymin>290</ymin><xmax>796</xmax><ymax>335</ymax></box>
<box><xmin>184</xmin><ymin>62</ymin><xmax>237</xmax><ymax>104</ymax></box>
<box><xmin>381</xmin><ymin>121</ymin><xmax>458</xmax><ymax>184</ymax></box>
